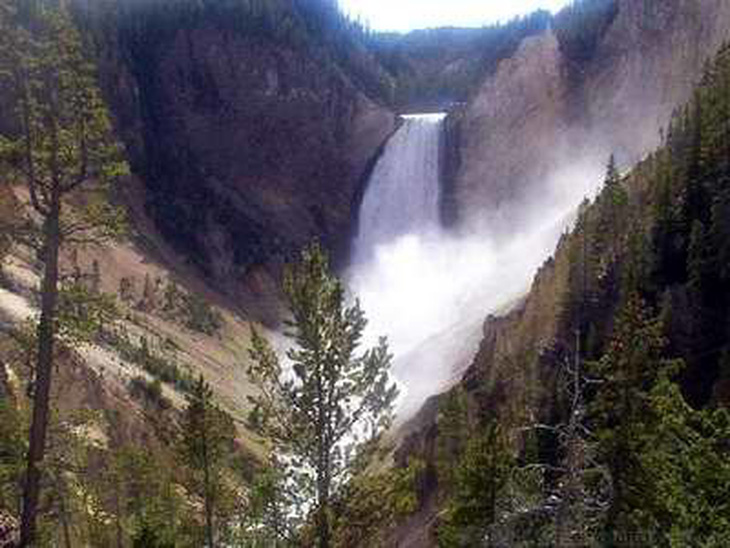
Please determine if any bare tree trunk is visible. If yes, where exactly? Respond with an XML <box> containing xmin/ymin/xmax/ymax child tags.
<box><xmin>19</xmin><ymin>188</ymin><xmax>61</xmax><ymax>547</ymax></box>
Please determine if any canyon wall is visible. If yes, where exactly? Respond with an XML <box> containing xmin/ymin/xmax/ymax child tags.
<box><xmin>75</xmin><ymin>0</ymin><xmax>395</xmax><ymax>321</ymax></box>
<box><xmin>451</xmin><ymin>0</ymin><xmax>730</xmax><ymax>231</ymax></box>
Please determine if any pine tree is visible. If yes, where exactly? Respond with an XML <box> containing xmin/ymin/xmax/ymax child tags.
<box><xmin>640</xmin><ymin>370</ymin><xmax>730</xmax><ymax>544</ymax></box>
<box><xmin>687</xmin><ymin>220</ymin><xmax>711</xmax><ymax>303</ymax></box>
<box><xmin>0</xmin><ymin>2</ymin><xmax>127</xmax><ymax>543</ymax></box>
<box><xmin>437</xmin><ymin>421</ymin><xmax>513</xmax><ymax>547</ymax></box>
<box><xmin>435</xmin><ymin>388</ymin><xmax>468</xmax><ymax>495</ymax></box>
<box><xmin>179</xmin><ymin>375</ymin><xmax>235</xmax><ymax>548</ymax></box>
<box><xmin>589</xmin><ymin>292</ymin><xmax>682</xmax><ymax>538</ymax></box>
<box><xmin>597</xmin><ymin>154</ymin><xmax>628</xmax><ymax>254</ymax></box>
<box><xmin>0</xmin><ymin>392</ymin><xmax>25</xmax><ymax>513</ymax></box>
<box><xmin>0</xmin><ymin>185</ymin><xmax>20</xmax><ymax>271</ymax></box>
<box><xmin>239</xmin><ymin>455</ymin><xmax>297</xmax><ymax>546</ymax></box>
<box><xmin>117</xmin><ymin>446</ymin><xmax>183</xmax><ymax>546</ymax></box>
<box><xmin>247</xmin><ymin>243</ymin><xmax>398</xmax><ymax>548</ymax></box>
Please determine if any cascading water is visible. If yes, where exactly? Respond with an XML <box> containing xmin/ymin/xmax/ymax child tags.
<box><xmin>349</xmin><ymin>113</ymin><xmax>603</xmax><ymax>416</ymax></box>
<box><xmin>353</xmin><ymin>113</ymin><xmax>446</xmax><ymax>264</ymax></box>
<box><xmin>349</xmin><ymin>112</ymin><xmax>485</xmax><ymax>414</ymax></box>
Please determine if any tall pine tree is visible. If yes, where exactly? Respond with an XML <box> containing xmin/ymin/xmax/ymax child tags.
<box><xmin>248</xmin><ymin>243</ymin><xmax>398</xmax><ymax>548</ymax></box>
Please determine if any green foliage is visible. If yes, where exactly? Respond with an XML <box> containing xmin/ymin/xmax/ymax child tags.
<box><xmin>151</xmin><ymin>279</ymin><xmax>223</xmax><ymax>335</ymax></box>
<box><xmin>331</xmin><ymin>458</ymin><xmax>425</xmax><ymax>547</ymax></box>
<box><xmin>180</xmin><ymin>376</ymin><xmax>235</xmax><ymax>474</ymax></box>
<box><xmin>132</xmin><ymin>523</ymin><xmax>176</xmax><ymax>548</ymax></box>
<box><xmin>646</xmin><ymin>42</ymin><xmax>730</xmax><ymax>405</ymax></box>
<box><xmin>435</xmin><ymin>388</ymin><xmax>468</xmax><ymax>494</ymax></box>
<box><xmin>370</xmin><ymin>11</ymin><xmax>551</xmax><ymax>108</ymax></box>
<box><xmin>0</xmin><ymin>396</ymin><xmax>26</xmax><ymax>513</ymax></box>
<box><xmin>589</xmin><ymin>293</ymin><xmax>681</xmax><ymax>536</ymax></box>
<box><xmin>129</xmin><ymin>375</ymin><xmax>170</xmax><ymax>410</ymax></box>
<box><xmin>118</xmin><ymin>0</ymin><xmax>394</xmax><ymax>105</ymax></box>
<box><xmin>640</xmin><ymin>373</ymin><xmax>730</xmax><ymax>545</ymax></box>
<box><xmin>184</xmin><ymin>292</ymin><xmax>223</xmax><ymax>336</ymax></box>
<box><xmin>0</xmin><ymin>4</ymin><xmax>130</xmax><ymax>541</ymax></box>
<box><xmin>113</xmin><ymin>446</ymin><xmax>185</xmax><ymax>546</ymax></box>
<box><xmin>437</xmin><ymin>423</ymin><xmax>514</xmax><ymax>547</ymax></box>
<box><xmin>0</xmin><ymin>0</ymin><xmax>129</xmax><ymax>225</ymax></box>
<box><xmin>162</xmin><ymin>280</ymin><xmax>182</xmax><ymax>312</ymax></box>
<box><xmin>687</xmin><ymin>219</ymin><xmax>712</xmax><ymax>301</ymax></box>
<box><xmin>546</xmin><ymin>41</ymin><xmax>730</xmax><ymax>545</ymax></box>
<box><xmin>595</xmin><ymin>154</ymin><xmax>629</xmax><ymax>256</ymax></box>
<box><xmin>179</xmin><ymin>375</ymin><xmax>236</xmax><ymax>547</ymax></box>
<box><xmin>247</xmin><ymin>242</ymin><xmax>399</xmax><ymax>545</ymax></box>
<box><xmin>0</xmin><ymin>185</ymin><xmax>20</xmax><ymax>270</ymax></box>
<box><xmin>56</xmin><ymin>282</ymin><xmax>119</xmax><ymax>343</ymax></box>
<box><xmin>237</xmin><ymin>456</ymin><xmax>299</xmax><ymax>546</ymax></box>
<box><xmin>105</xmin><ymin>327</ymin><xmax>196</xmax><ymax>394</ymax></box>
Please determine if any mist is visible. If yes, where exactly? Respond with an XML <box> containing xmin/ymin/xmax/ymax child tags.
<box><xmin>346</xmin><ymin>116</ymin><xmax>607</xmax><ymax>417</ymax></box>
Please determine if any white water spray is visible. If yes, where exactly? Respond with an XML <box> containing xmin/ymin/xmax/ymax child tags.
<box><xmin>349</xmin><ymin>113</ymin><xmax>604</xmax><ymax>416</ymax></box>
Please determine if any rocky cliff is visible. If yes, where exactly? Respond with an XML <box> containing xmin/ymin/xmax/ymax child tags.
<box><xmin>74</xmin><ymin>0</ymin><xmax>395</xmax><ymax>322</ymax></box>
<box><xmin>451</xmin><ymin>0</ymin><xmax>730</xmax><ymax>232</ymax></box>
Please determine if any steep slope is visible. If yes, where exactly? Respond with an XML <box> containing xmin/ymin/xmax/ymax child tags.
<box><xmin>0</xmin><ymin>183</ymin><xmax>270</xmax><ymax>543</ymax></box>
<box><xmin>450</xmin><ymin>0</ymin><xmax>730</xmax><ymax>231</ymax></box>
<box><xmin>384</xmin><ymin>39</ymin><xmax>730</xmax><ymax>548</ymax></box>
<box><xmin>74</xmin><ymin>0</ymin><xmax>395</xmax><ymax>322</ymax></box>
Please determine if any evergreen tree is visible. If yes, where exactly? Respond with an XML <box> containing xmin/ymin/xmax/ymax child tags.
<box><xmin>435</xmin><ymin>388</ymin><xmax>468</xmax><ymax>495</ymax></box>
<box><xmin>247</xmin><ymin>243</ymin><xmax>398</xmax><ymax>548</ymax></box>
<box><xmin>0</xmin><ymin>394</ymin><xmax>25</xmax><ymax>515</ymax></box>
<box><xmin>330</xmin><ymin>457</ymin><xmax>424</xmax><ymax>546</ymax></box>
<box><xmin>0</xmin><ymin>2</ymin><xmax>127</xmax><ymax>543</ymax></box>
<box><xmin>179</xmin><ymin>375</ymin><xmax>235</xmax><ymax>547</ymax></box>
<box><xmin>117</xmin><ymin>446</ymin><xmax>183</xmax><ymax>546</ymax></box>
<box><xmin>589</xmin><ymin>292</ymin><xmax>682</xmax><ymax>539</ymax></box>
<box><xmin>238</xmin><ymin>455</ymin><xmax>297</xmax><ymax>546</ymax></box>
<box><xmin>0</xmin><ymin>185</ymin><xmax>20</xmax><ymax>271</ymax></box>
<box><xmin>437</xmin><ymin>421</ymin><xmax>513</xmax><ymax>547</ymax></box>
<box><xmin>597</xmin><ymin>154</ymin><xmax>628</xmax><ymax>254</ymax></box>
<box><xmin>640</xmin><ymin>370</ymin><xmax>730</xmax><ymax>544</ymax></box>
<box><xmin>710</xmin><ymin>188</ymin><xmax>730</xmax><ymax>284</ymax></box>
<box><xmin>687</xmin><ymin>220</ymin><xmax>711</xmax><ymax>301</ymax></box>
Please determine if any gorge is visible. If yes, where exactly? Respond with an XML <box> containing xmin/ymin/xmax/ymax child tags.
<box><xmin>3</xmin><ymin>0</ymin><xmax>730</xmax><ymax>545</ymax></box>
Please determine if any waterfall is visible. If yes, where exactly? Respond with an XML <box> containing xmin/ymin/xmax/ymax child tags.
<box><xmin>350</xmin><ymin>112</ymin><xmax>481</xmax><ymax>414</ymax></box>
<box><xmin>348</xmin><ymin>112</ymin><xmax>595</xmax><ymax>415</ymax></box>
<box><xmin>352</xmin><ymin>113</ymin><xmax>446</xmax><ymax>265</ymax></box>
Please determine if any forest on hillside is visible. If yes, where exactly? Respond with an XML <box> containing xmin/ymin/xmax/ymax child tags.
<box><xmin>421</xmin><ymin>41</ymin><xmax>730</xmax><ymax>546</ymax></box>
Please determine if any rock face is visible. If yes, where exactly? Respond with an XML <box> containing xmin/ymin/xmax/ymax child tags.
<box><xmin>456</xmin><ymin>30</ymin><xmax>570</xmax><ymax>224</ymax></box>
<box><xmin>75</xmin><ymin>0</ymin><xmax>395</xmax><ymax>320</ymax></box>
<box><xmin>452</xmin><ymin>0</ymin><xmax>730</xmax><ymax>231</ymax></box>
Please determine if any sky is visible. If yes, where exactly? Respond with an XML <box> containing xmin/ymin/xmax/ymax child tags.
<box><xmin>338</xmin><ymin>0</ymin><xmax>572</xmax><ymax>33</ymax></box>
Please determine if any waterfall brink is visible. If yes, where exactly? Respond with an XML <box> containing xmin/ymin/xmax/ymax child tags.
<box><xmin>353</xmin><ymin>113</ymin><xmax>446</xmax><ymax>265</ymax></box>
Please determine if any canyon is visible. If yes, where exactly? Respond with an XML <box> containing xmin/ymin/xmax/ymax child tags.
<box><xmin>3</xmin><ymin>0</ymin><xmax>730</xmax><ymax>544</ymax></box>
